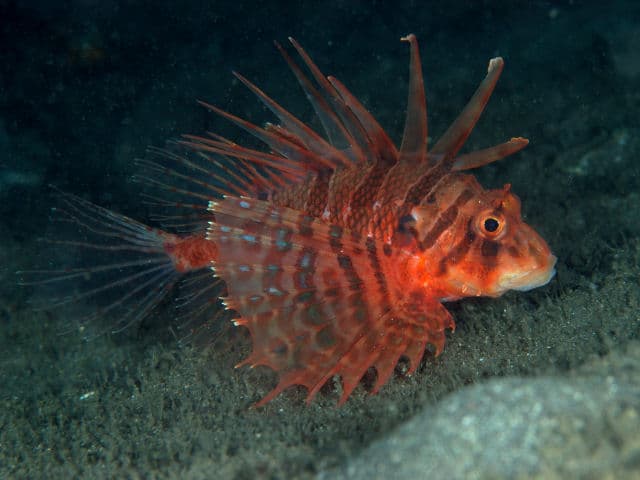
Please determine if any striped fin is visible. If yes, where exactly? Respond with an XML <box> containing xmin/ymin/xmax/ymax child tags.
<box><xmin>207</xmin><ymin>196</ymin><xmax>453</xmax><ymax>405</ymax></box>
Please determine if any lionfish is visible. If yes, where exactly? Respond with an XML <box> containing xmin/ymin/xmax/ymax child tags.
<box><xmin>27</xmin><ymin>35</ymin><xmax>556</xmax><ymax>406</ymax></box>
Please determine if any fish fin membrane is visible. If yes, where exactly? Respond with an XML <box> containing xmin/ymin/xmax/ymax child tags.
<box><xmin>17</xmin><ymin>190</ymin><xmax>220</xmax><ymax>340</ymax></box>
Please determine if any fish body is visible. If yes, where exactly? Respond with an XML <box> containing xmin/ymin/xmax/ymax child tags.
<box><xmin>27</xmin><ymin>35</ymin><xmax>556</xmax><ymax>406</ymax></box>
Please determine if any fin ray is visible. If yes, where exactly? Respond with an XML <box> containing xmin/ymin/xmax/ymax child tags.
<box><xmin>432</xmin><ymin>57</ymin><xmax>504</xmax><ymax>158</ymax></box>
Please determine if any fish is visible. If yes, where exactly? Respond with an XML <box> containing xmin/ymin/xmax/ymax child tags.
<box><xmin>22</xmin><ymin>34</ymin><xmax>557</xmax><ymax>407</ymax></box>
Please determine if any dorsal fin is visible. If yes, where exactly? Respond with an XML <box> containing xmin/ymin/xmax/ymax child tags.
<box><xmin>452</xmin><ymin>137</ymin><xmax>529</xmax><ymax>171</ymax></box>
<box><xmin>232</xmin><ymin>71</ymin><xmax>352</xmax><ymax>169</ymax></box>
<box><xmin>328</xmin><ymin>75</ymin><xmax>398</xmax><ymax>164</ymax></box>
<box><xmin>431</xmin><ymin>57</ymin><xmax>504</xmax><ymax>158</ymax></box>
<box><xmin>287</xmin><ymin>37</ymin><xmax>374</xmax><ymax>164</ymax></box>
<box><xmin>275</xmin><ymin>40</ymin><xmax>352</xmax><ymax>153</ymax></box>
<box><xmin>398</xmin><ymin>34</ymin><xmax>427</xmax><ymax>165</ymax></box>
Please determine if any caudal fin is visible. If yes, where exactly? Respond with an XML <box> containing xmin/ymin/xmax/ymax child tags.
<box><xmin>17</xmin><ymin>190</ymin><xmax>220</xmax><ymax>339</ymax></box>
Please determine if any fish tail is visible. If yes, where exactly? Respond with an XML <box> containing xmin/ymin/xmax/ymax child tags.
<box><xmin>17</xmin><ymin>189</ymin><xmax>221</xmax><ymax>339</ymax></box>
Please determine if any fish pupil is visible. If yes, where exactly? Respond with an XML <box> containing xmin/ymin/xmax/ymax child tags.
<box><xmin>484</xmin><ymin>217</ymin><xmax>500</xmax><ymax>232</ymax></box>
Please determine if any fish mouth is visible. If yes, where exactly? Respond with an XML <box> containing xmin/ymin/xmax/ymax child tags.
<box><xmin>499</xmin><ymin>255</ymin><xmax>558</xmax><ymax>292</ymax></box>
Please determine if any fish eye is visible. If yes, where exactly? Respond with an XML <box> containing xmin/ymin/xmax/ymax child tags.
<box><xmin>476</xmin><ymin>212</ymin><xmax>506</xmax><ymax>238</ymax></box>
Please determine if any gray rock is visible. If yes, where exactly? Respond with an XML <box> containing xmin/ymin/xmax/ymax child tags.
<box><xmin>324</xmin><ymin>343</ymin><xmax>640</xmax><ymax>480</ymax></box>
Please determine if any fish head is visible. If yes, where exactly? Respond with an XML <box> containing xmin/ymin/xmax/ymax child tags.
<box><xmin>411</xmin><ymin>180</ymin><xmax>556</xmax><ymax>299</ymax></box>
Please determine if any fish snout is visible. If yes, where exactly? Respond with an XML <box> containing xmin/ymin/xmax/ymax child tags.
<box><xmin>498</xmin><ymin>227</ymin><xmax>557</xmax><ymax>292</ymax></box>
